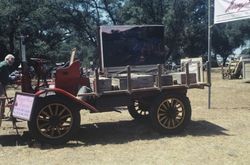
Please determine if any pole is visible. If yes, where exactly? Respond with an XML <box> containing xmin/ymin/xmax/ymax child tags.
<box><xmin>20</xmin><ymin>36</ymin><xmax>26</xmax><ymax>62</ymax></box>
<box><xmin>20</xmin><ymin>35</ymin><xmax>32</xmax><ymax>93</ymax></box>
<box><xmin>208</xmin><ymin>0</ymin><xmax>212</xmax><ymax>109</ymax></box>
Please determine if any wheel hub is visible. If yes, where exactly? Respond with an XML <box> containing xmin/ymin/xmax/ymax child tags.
<box><xmin>168</xmin><ymin>108</ymin><xmax>177</xmax><ymax>119</ymax></box>
<box><xmin>49</xmin><ymin>116</ymin><xmax>60</xmax><ymax>127</ymax></box>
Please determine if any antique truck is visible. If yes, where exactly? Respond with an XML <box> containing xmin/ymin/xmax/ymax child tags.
<box><xmin>11</xmin><ymin>25</ymin><xmax>209</xmax><ymax>144</ymax></box>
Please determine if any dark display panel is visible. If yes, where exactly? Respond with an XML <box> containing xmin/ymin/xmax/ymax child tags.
<box><xmin>100</xmin><ymin>25</ymin><xmax>165</xmax><ymax>68</ymax></box>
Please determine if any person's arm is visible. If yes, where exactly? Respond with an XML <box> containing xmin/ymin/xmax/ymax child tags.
<box><xmin>8</xmin><ymin>71</ymin><xmax>20</xmax><ymax>84</ymax></box>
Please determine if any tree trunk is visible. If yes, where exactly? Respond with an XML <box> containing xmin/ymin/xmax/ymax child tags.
<box><xmin>103</xmin><ymin>0</ymin><xmax>116</xmax><ymax>25</ymax></box>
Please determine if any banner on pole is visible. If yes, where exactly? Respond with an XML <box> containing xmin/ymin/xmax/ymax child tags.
<box><xmin>214</xmin><ymin>0</ymin><xmax>250</xmax><ymax>24</ymax></box>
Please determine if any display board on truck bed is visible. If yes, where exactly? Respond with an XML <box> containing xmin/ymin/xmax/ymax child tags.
<box><xmin>99</xmin><ymin>25</ymin><xmax>165</xmax><ymax>71</ymax></box>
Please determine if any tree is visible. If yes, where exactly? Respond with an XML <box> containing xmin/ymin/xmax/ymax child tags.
<box><xmin>212</xmin><ymin>22</ymin><xmax>246</xmax><ymax>65</ymax></box>
<box><xmin>1</xmin><ymin>0</ymin><xmax>250</xmax><ymax>67</ymax></box>
<box><xmin>120</xmin><ymin>0</ymin><xmax>165</xmax><ymax>24</ymax></box>
<box><xmin>0</xmin><ymin>0</ymin><xmax>102</xmax><ymax>64</ymax></box>
<box><xmin>163</xmin><ymin>0</ymin><xmax>208</xmax><ymax>62</ymax></box>
<box><xmin>0</xmin><ymin>0</ymin><xmax>42</xmax><ymax>67</ymax></box>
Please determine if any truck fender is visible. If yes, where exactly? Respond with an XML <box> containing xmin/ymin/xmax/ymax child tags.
<box><xmin>35</xmin><ymin>88</ymin><xmax>98</xmax><ymax>113</ymax></box>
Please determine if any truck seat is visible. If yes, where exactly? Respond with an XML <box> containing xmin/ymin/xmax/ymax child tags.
<box><xmin>55</xmin><ymin>60</ymin><xmax>81</xmax><ymax>95</ymax></box>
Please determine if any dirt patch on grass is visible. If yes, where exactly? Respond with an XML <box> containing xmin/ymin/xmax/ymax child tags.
<box><xmin>0</xmin><ymin>68</ymin><xmax>250</xmax><ymax>165</ymax></box>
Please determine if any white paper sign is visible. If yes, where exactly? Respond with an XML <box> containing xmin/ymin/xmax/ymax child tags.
<box><xmin>214</xmin><ymin>0</ymin><xmax>250</xmax><ymax>24</ymax></box>
<box><xmin>12</xmin><ymin>93</ymin><xmax>36</xmax><ymax>121</ymax></box>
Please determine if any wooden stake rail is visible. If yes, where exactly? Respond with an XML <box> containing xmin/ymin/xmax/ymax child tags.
<box><xmin>77</xmin><ymin>63</ymin><xmax>209</xmax><ymax>98</ymax></box>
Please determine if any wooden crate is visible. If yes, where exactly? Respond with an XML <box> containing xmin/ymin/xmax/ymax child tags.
<box><xmin>245</xmin><ymin>63</ymin><xmax>250</xmax><ymax>78</ymax></box>
<box><xmin>181</xmin><ymin>57</ymin><xmax>203</xmax><ymax>82</ymax></box>
<box><xmin>170</xmin><ymin>72</ymin><xmax>196</xmax><ymax>84</ymax></box>
<box><xmin>155</xmin><ymin>74</ymin><xmax>173</xmax><ymax>86</ymax></box>
<box><xmin>243</xmin><ymin>61</ymin><xmax>250</xmax><ymax>79</ymax></box>
<box><xmin>90</xmin><ymin>77</ymin><xmax>112</xmax><ymax>92</ymax></box>
<box><xmin>112</xmin><ymin>74</ymin><xmax>154</xmax><ymax>90</ymax></box>
<box><xmin>112</xmin><ymin>77</ymin><xmax>127</xmax><ymax>90</ymax></box>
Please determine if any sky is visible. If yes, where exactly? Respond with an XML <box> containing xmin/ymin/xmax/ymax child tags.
<box><xmin>234</xmin><ymin>40</ymin><xmax>250</xmax><ymax>55</ymax></box>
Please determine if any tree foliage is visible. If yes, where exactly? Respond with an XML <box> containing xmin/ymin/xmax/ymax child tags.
<box><xmin>0</xmin><ymin>0</ymin><xmax>250</xmax><ymax>68</ymax></box>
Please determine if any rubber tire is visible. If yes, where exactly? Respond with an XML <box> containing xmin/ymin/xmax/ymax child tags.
<box><xmin>150</xmin><ymin>94</ymin><xmax>191</xmax><ymax>134</ymax></box>
<box><xmin>28</xmin><ymin>96</ymin><xmax>80</xmax><ymax>145</ymax></box>
<box><xmin>128</xmin><ymin>100</ymin><xmax>150</xmax><ymax>120</ymax></box>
